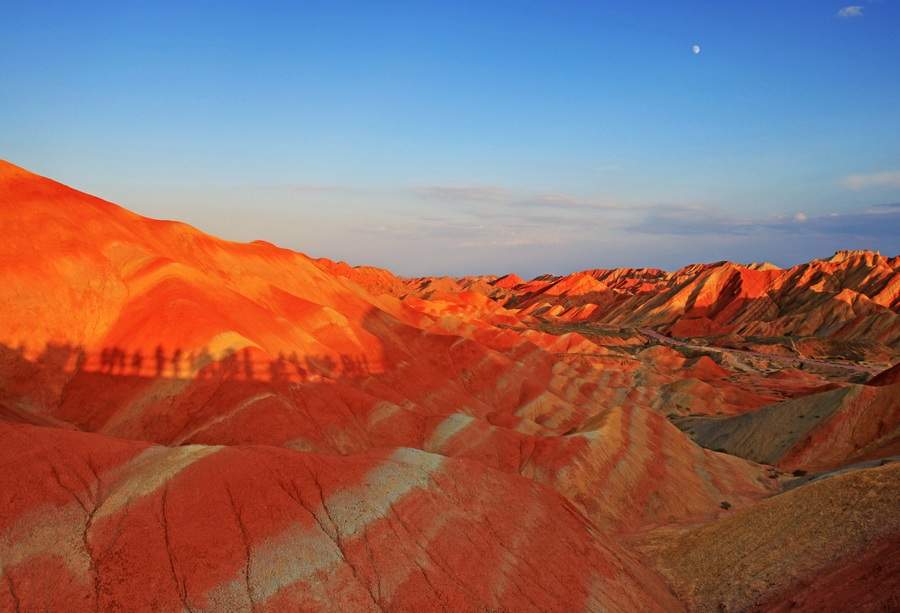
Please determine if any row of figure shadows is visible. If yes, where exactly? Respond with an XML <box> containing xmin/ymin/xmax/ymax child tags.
<box><xmin>29</xmin><ymin>342</ymin><xmax>370</xmax><ymax>382</ymax></box>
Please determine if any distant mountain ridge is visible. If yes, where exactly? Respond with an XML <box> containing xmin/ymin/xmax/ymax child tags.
<box><xmin>400</xmin><ymin>249</ymin><xmax>899</xmax><ymax>360</ymax></box>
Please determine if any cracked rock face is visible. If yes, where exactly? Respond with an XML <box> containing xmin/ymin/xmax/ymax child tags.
<box><xmin>1</xmin><ymin>161</ymin><xmax>898</xmax><ymax>611</ymax></box>
<box><xmin>0</xmin><ymin>425</ymin><xmax>678</xmax><ymax>612</ymax></box>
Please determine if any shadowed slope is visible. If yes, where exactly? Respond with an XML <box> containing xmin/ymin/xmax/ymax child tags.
<box><xmin>674</xmin><ymin>371</ymin><xmax>900</xmax><ymax>472</ymax></box>
<box><xmin>640</xmin><ymin>462</ymin><xmax>900</xmax><ymax>612</ymax></box>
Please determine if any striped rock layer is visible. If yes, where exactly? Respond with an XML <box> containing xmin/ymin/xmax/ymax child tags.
<box><xmin>1</xmin><ymin>160</ymin><xmax>898</xmax><ymax>611</ymax></box>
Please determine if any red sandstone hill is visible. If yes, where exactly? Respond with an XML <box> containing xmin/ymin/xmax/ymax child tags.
<box><xmin>1</xmin><ymin>160</ymin><xmax>898</xmax><ymax>611</ymax></box>
<box><xmin>674</xmin><ymin>368</ymin><xmax>900</xmax><ymax>473</ymax></box>
<box><xmin>407</xmin><ymin>253</ymin><xmax>900</xmax><ymax>364</ymax></box>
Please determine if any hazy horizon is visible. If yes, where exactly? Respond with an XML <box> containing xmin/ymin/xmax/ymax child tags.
<box><xmin>3</xmin><ymin>1</ymin><xmax>899</xmax><ymax>275</ymax></box>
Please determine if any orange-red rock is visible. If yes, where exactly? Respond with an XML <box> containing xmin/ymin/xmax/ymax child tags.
<box><xmin>1</xmin><ymin>160</ymin><xmax>898</xmax><ymax>611</ymax></box>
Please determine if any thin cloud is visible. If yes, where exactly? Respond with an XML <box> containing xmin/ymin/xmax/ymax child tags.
<box><xmin>628</xmin><ymin>207</ymin><xmax>757</xmax><ymax>236</ymax></box>
<box><xmin>418</xmin><ymin>183</ymin><xmax>628</xmax><ymax>212</ymax></box>
<box><xmin>629</xmin><ymin>203</ymin><xmax>900</xmax><ymax>240</ymax></box>
<box><xmin>418</xmin><ymin>185</ymin><xmax>511</xmax><ymax>203</ymax></box>
<box><xmin>510</xmin><ymin>193</ymin><xmax>626</xmax><ymax>211</ymax></box>
<box><xmin>364</xmin><ymin>216</ymin><xmax>572</xmax><ymax>248</ymax></box>
<box><xmin>840</xmin><ymin>170</ymin><xmax>900</xmax><ymax>190</ymax></box>
<box><xmin>871</xmin><ymin>202</ymin><xmax>900</xmax><ymax>212</ymax></box>
<box><xmin>776</xmin><ymin>206</ymin><xmax>899</xmax><ymax>239</ymax></box>
<box><xmin>837</xmin><ymin>6</ymin><xmax>864</xmax><ymax>17</ymax></box>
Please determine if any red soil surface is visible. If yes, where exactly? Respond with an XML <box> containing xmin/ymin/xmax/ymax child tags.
<box><xmin>1</xmin><ymin>160</ymin><xmax>898</xmax><ymax>610</ymax></box>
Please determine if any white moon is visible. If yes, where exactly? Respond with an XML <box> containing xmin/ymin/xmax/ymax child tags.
<box><xmin>692</xmin><ymin>44</ymin><xmax>701</xmax><ymax>55</ymax></box>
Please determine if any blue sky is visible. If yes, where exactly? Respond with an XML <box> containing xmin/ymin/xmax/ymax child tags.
<box><xmin>2</xmin><ymin>1</ymin><xmax>898</xmax><ymax>275</ymax></box>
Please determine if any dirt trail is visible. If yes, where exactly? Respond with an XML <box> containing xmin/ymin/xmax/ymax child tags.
<box><xmin>639</xmin><ymin>328</ymin><xmax>879</xmax><ymax>375</ymax></box>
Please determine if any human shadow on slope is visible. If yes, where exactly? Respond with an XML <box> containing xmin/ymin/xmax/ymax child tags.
<box><xmin>3</xmin><ymin>340</ymin><xmax>372</xmax><ymax>383</ymax></box>
<box><xmin>0</xmin><ymin>339</ymin><xmax>376</xmax><ymax>448</ymax></box>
